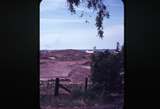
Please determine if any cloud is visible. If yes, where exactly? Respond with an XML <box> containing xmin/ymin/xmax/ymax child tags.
<box><xmin>40</xmin><ymin>23</ymin><xmax>124</xmax><ymax>50</ymax></box>
<box><xmin>40</xmin><ymin>18</ymin><xmax>83</xmax><ymax>23</ymax></box>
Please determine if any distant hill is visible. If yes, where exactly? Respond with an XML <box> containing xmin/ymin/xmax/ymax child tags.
<box><xmin>40</xmin><ymin>48</ymin><xmax>116</xmax><ymax>52</ymax></box>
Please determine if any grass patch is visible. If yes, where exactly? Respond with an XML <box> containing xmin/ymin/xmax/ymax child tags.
<box><xmin>40</xmin><ymin>87</ymin><xmax>123</xmax><ymax>108</ymax></box>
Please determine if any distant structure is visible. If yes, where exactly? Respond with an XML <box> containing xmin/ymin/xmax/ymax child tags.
<box><xmin>93</xmin><ymin>46</ymin><xmax>96</xmax><ymax>53</ymax></box>
<box><xmin>85</xmin><ymin>46</ymin><xmax>96</xmax><ymax>54</ymax></box>
<box><xmin>116</xmin><ymin>42</ymin><xmax>120</xmax><ymax>52</ymax></box>
<box><xmin>86</xmin><ymin>50</ymin><xmax>94</xmax><ymax>54</ymax></box>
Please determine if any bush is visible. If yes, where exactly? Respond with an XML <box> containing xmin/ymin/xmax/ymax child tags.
<box><xmin>71</xmin><ymin>88</ymin><xmax>97</xmax><ymax>100</ymax></box>
<box><xmin>71</xmin><ymin>88</ymin><xmax>84</xmax><ymax>99</ymax></box>
<box><xmin>90</xmin><ymin>48</ymin><xmax>124</xmax><ymax>95</ymax></box>
<box><xmin>83</xmin><ymin>90</ymin><xmax>97</xmax><ymax>100</ymax></box>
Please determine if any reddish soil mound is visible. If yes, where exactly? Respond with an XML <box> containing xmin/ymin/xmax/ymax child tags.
<box><xmin>40</xmin><ymin>49</ymin><xmax>92</xmax><ymax>84</ymax></box>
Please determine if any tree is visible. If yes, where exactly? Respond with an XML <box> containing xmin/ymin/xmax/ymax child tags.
<box><xmin>116</xmin><ymin>42</ymin><xmax>120</xmax><ymax>52</ymax></box>
<box><xmin>90</xmin><ymin>47</ymin><xmax>124</xmax><ymax>95</ymax></box>
<box><xmin>93</xmin><ymin>46</ymin><xmax>96</xmax><ymax>52</ymax></box>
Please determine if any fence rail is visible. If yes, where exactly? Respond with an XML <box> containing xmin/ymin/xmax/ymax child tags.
<box><xmin>40</xmin><ymin>77</ymin><xmax>89</xmax><ymax>96</ymax></box>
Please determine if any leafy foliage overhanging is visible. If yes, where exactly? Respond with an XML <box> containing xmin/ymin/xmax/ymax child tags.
<box><xmin>66</xmin><ymin>0</ymin><xmax>110</xmax><ymax>38</ymax></box>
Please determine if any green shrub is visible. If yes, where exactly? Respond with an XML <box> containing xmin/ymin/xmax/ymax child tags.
<box><xmin>90</xmin><ymin>48</ymin><xmax>124</xmax><ymax>95</ymax></box>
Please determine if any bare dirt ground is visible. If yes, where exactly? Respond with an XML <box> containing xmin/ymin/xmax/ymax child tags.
<box><xmin>40</xmin><ymin>49</ymin><xmax>92</xmax><ymax>84</ymax></box>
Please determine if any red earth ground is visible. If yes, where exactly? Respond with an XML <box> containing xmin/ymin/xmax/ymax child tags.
<box><xmin>40</xmin><ymin>49</ymin><xmax>92</xmax><ymax>84</ymax></box>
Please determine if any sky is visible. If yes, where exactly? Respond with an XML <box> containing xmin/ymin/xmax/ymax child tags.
<box><xmin>40</xmin><ymin>0</ymin><xmax>124</xmax><ymax>50</ymax></box>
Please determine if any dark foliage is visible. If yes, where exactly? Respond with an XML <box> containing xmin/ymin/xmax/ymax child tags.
<box><xmin>66</xmin><ymin>0</ymin><xmax>110</xmax><ymax>38</ymax></box>
<box><xmin>66</xmin><ymin>0</ymin><xmax>124</xmax><ymax>38</ymax></box>
<box><xmin>90</xmin><ymin>47</ymin><xmax>124</xmax><ymax>95</ymax></box>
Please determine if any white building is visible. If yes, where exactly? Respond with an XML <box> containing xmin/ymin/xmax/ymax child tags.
<box><xmin>85</xmin><ymin>50</ymin><xmax>94</xmax><ymax>54</ymax></box>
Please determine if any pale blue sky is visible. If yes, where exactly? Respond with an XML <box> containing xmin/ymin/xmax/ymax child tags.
<box><xmin>40</xmin><ymin>0</ymin><xmax>124</xmax><ymax>50</ymax></box>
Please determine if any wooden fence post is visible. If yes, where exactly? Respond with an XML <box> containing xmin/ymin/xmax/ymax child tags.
<box><xmin>54</xmin><ymin>78</ymin><xmax>59</xmax><ymax>96</ymax></box>
<box><xmin>84</xmin><ymin>77</ymin><xmax>88</xmax><ymax>92</ymax></box>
